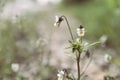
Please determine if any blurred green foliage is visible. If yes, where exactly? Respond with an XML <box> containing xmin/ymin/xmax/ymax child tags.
<box><xmin>61</xmin><ymin>0</ymin><xmax>120</xmax><ymax>53</ymax></box>
<box><xmin>62</xmin><ymin>0</ymin><xmax>92</xmax><ymax>5</ymax></box>
<box><xmin>0</xmin><ymin>12</ymin><xmax>45</xmax><ymax>79</ymax></box>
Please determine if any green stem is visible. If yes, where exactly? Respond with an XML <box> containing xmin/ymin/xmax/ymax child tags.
<box><xmin>77</xmin><ymin>37</ymin><xmax>82</xmax><ymax>80</ymax></box>
<box><xmin>80</xmin><ymin>37</ymin><xmax>82</xmax><ymax>44</ymax></box>
<box><xmin>61</xmin><ymin>15</ymin><xmax>74</xmax><ymax>41</ymax></box>
<box><xmin>77</xmin><ymin>51</ymin><xmax>80</xmax><ymax>80</ymax></box>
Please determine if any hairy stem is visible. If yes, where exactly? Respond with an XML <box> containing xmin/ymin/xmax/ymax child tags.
<box><xmin>77</xmin><ymin>37</ymin><xmax>82</xmax><ymax>80</ymax></box>
<box><xmin>77</xmin><ymin>52</ymin><xmax>80</xmax><ymax>80</ymax></box>
<box><xmin>61</xmin><ymin>15</ymin><xmax>74</xmax><ymax>41</ymax></box>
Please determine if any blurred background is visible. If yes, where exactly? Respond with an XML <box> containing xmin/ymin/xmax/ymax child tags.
<box><xmin>0</xmin><ymin>0</ymin><xmax>120</xmax><ymax>80</ymax></box>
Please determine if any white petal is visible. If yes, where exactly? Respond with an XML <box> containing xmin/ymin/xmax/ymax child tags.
<box><xmin>60</xmin><ymin>71</ymin><xmax>64</xmax><ymax>74</ymax></box>
<box><xmin>54</xmin><ymin>23</ymin><xmax>57</xmax><ymax>26</ymax></box>
<box><xmin>81</xmin><ymin>28</ymin><xmax>85</xmax><ymax>31</ymax></box>
<box><xmin>55</xmin><ymin>16</ymin><xmax>59</xmax><ymax>22</ymax></box>
<box><xmin>57</xmin><ymin>74</ymin><xmax>61</xmax><ymax>77</ymax></box>
<box><xmin>77</xmin><ymin>28</ymin><xmax>80</xmax><ymax>31</ymax></box>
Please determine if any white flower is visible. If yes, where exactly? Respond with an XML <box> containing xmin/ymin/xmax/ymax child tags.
<box><xmin>11</xmin><ymin>63</ymin><xmax>19</xmax><ymax>72</ymax></box>
<box><xmin>76</xmin><ymin>25</ymin><xmax>85</xmax><ymax>37</ymax></box>
<box><xmin>99</xmin><ymin>35</ymin><xmax>108</xmax><ymax>44</ymax></box>
<box><xmin>104</xmin><ymin>54</ymin><xmax>112</xmax><ymax>63</ymax></box>
<box><xmin>57</xmin><ymin>70</ymin><xmax>64</xmax><ymax>80</ymax></box>
<box><xmin>54</xmin><ymin>16</ymin><xmax>63</xmax><ymax>27</ymax></box>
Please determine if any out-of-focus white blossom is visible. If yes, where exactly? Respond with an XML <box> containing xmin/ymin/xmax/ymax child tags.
<box><xmin>57</xmin><ymin>70</ymin><xmax>65</xmax><ymax>80</ymax></box>
<box><xmin>54</xmin><ymin>16</ymin><xmax>63</xmax><ymax>27</ymax></box>
<box><xmin>11</xmin><ymin>63</ymin><xmax>19</xmax><ymax>72</ymax></box>
<box><xmin>99</xmin><ymin>35</ymin><xmax>108</xmax><ymax>45</ymax></box>
<box><xmin>76</xmin><ymin>25</ymin><xmax>85</xmax><ymax>37</ymax></box>
<box><xmin>104</xmin><ymin>54</ymin><xmax>112</xmax><ymax>63</ymax></box>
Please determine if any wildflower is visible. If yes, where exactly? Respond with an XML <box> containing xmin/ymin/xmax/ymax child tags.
<box><xmin>57</xmin><ymin>70</ymin><xmax>65</xmax><ymax>80</ymax></box>
<box><xmin>11</xmin><ymin>63</ymin><xmax>19</xmax><ymax>72</ymax></box>
<box><xmin>76</xmin><ymin>25</ymin><xmax>85</xmax><ymax>37</ymax></box>
<box><xmin>104</xmin><ymin>54</ymin><xmax>112</xmax><ymax>63</ymax></box>
<box><xmin>99</xmin><ymin>35</ymin><xmax>108</xmax><ymax>45</ymax></box>
<box><xmin>54</xmin><ymin>16</ymin><xmax>63</xmax><ymax>27</ymax></box>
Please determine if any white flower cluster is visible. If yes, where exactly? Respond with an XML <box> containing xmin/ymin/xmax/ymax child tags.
<box><xmin>57</xmin><ymin>70</ymin><xmax>65</xmax><ymax>80</ymax></box>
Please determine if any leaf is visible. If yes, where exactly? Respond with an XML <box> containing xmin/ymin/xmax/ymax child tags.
<box><xmin>84</xmin><ymin>41</ymin><xmax>100</xmax><ymax>49</ymax></box>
